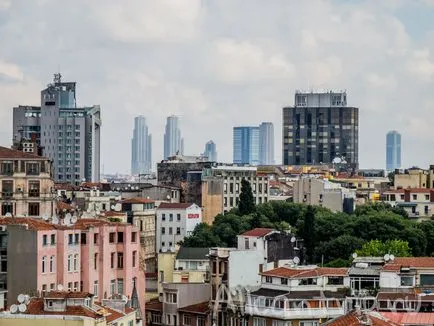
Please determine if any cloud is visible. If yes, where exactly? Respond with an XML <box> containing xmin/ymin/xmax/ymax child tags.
<box><xmin>0</xmin><ymin>60</ymin><xmax>23</xmax><ymax>81</ymax></box>
<box><xmin>406</xmin><ymin>49</ymin><xmax>434</xmax><ymax>80</ymax></box>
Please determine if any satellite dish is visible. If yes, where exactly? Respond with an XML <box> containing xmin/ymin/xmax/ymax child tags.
<box><xmin>24</xmin><ymin>295</ymin><xmax>30</xmax><ymax>305</ymax></box>
<box><xmin>111</xmin><ymin>205</ymin><xmax>115</xmax><ymax>210</ymax></box>
<box><xmin>384</xmin><ymin>254</ymin><xmax>390</xmax><ymax>261</ymax></box>
<box><xmin>290</xmin><ymin>237</ymin><xmax>296</xmax><ymax>243</ymax></box>
<box><xmin>42</xmin><ymin>214</ymin><xmax>49</xmax><ymax>221</ymax></box>
<box><xmin>64</xmin><ymin>215</ymin><xmax>71</xmax><ymax>226</ymax></box>
<box><xmin>10</xmin><ymin>304</ymin><xmax>18</xmax><ymax>314</ymax></box>
<box><xmin>169</xmin><ymin>247</ymin><xmax>176</xmax><ymax>253</ymax></box>
<box><xmin>121</xmin><ymin>295</ymin><xmax>128</xmax><ymax>302</ymax></box>
<box><xmin>161</xmin><ymin>247</ymin><xmax>168</xmax><ymax>253</ymax></box>
<box><xmin>18</xmin><ymin>304</ymin><xmax>27</xmax><ymax>313</ymax></box>
<box><xmin>65</xmin><ymin>213</ymin><xmax>72</xmax><ymax>220</ymax></box>
<box><xmin>52</xmin><ymin>216</ymin><xmax>59</xmax><ymax>224</ymax></box>
<box><xmin>352</xmin><ymin>253</ymin><xmax>358</xmax><ymax>259</ymax></box>
<box><xmin>166</xmin><ymin>195</ymin><xmax>171</xmax><ymax>200</ymax></box>
<box><xmin>71</xmin><ymin>216</ymin><xmax>78</xmax><ymax>224</ymax></box>
<box><xmin>293</xmin><ymin>257</ymin><xmax>300</xmax><ymax>265</ymax></box>
<box><xmin>390</xmin><ymin>254</ymin><xmax>395</xmax><ymax>261</ymax></box>
<box><xmin>57</xmin><ymin>284</ymin><xmax>64</xmax><ymax>291</ymax></box>
<box><xmin>5</xmin><ymin>212</ymin><xmax>12</xmax><ymax>217</ymax></box>
<box><xmin>17</xmin><ymin>294</ymin><xmax>25</xmax><ymax>303</ymax></box>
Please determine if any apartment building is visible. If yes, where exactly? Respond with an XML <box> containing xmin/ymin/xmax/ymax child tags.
<box><xmin>173</xmin><ymin>247</ymin><xmax>210</xmax><ymax>284</ymax></box>
<box><xmin>156</xmin><ymin>203</ymin><xmax>202</xmax><ymax>253</ymax></box>
<box><xmin>0</xmin><ymin>217</ymin><xmax>145</xmax><ymax>318</ymax></box>
<box><xmin>383</xmin><ymin>188</ymin><xmax>434</xmax><ymax>219</ymax></box>
<box><xmin>0</xmin><ymin>146</ymin><xmax>55</xmax><ymax>217</ymax></box>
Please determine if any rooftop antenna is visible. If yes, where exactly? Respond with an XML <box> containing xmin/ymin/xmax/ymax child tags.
<box><xmin>54</xmin><ymin>72</ymin><xmax>62</xmax><ymax>84</ymax></box>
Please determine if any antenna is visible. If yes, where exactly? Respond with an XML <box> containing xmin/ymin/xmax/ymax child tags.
<box><xmin>18</xmin><ymin>304</ymin><xmax>27</xmax><ymax>313</ymax></box>
<box><xmin>10</xmin><ymin>304</ymin><xmax>18</xmax><ymax>314</ymax></box>
<box><xmin>293</xmin><ymin>256</ymin><xmax>300</xmax><ymax>265</ymax></box>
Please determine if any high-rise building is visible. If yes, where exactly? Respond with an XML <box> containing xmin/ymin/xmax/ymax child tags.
<box><xmin>131</xmin><ymin>116</ymin><xmax>152</xmax><ymax>175</ymax></box>
<box><xmin>164</xmin><ymin>115</ymin><xmax>184</xmax><ymax>159</ymax></box>
<box><xmin>282</xmin><ymin>91</ymin><xmax>358</xmax><ymax>166</ymax></box>
<box><xmin>233</xmin><ymin>126</ymin><xmax>260</xmax><ymax>165</ymax></box>
<box><xmin>259</xmin><ymin>122</ymin><xmax>274</xmax><ymax>165</ymax></box>
<box><xmin>386</xmin><ymin>130</ymin><xmax>401</xmax><ymax>171</ymax></box>
<box><xmin>203</xmin><ymin>140</ymin><xmax>217</xmax><ymax>162</ymax></box>
<box><xmin>13</xmin><ymin>73</ymin><xmax>101</xmax><ymax>184</ymax></box>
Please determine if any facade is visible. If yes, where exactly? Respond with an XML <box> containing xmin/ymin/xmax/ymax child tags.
<box><xmin>393</xmin><ymin>166</ymin><xmax>433</xmax><ymax>189</ymax></box>
<box><xmin>259</xmin><ymin>122</ymin><xmax>274</xmax><ymax>165</ymax></box>
<box><xmin>282</xmin><ymin>91</ymin><xmax>359</xmax><ymax>166</ymax></box>
<box><xmin>164</xmin><ymin>115</ymin><xmax>184</xmax><ymax>159</ymax></box>
<box><xmin>13</xmin><ymin>74</ymin><xmax>102</xmax><ymax>184</ymax></box>
<box><xmin>233</xmin><ymin>126</ymin><xmax>260</xmax><ymax>165</ymax></box>
<box><xmin>201</xmin><ymin>166</ymin><xmax>269</xmax><ymax>220</ymax></box>
<box><xmin>293</xmin><ymin>177</ymin><xmax>356</xmax><ymax>213</ymax></box>
<box><xmin>173</xmin><ymin>247</ymin><xmax>210</xmax><ymax>284</ymax></box>
<box><xmin>0</xmin><ymin>146</ymin><xmax>55</xmax><ymax>218</ymax></box>
<box><xmin>131</xmin><ymin>115</ymin><xmax>152</xmax><ymax>175</ymax></box>
<box><xmin>0</xmin><ymin>217</ymin><xmax>145</xmax><ymax>319</ymax></box>
<box><xmin>155</xmin><ymin>203</ymin><xmax>202</xmax><ymax>253</ymax></box>
<box><xmin>203</xmin><ymin>141</ymin><xmax>217</xmax><ymax>162</ymax></box>
<box><xmin>386</xmin><ymin>131</ymin><xmax>401</xmax><ymax>172</ymax></box>
<box><xmin>383</xmin><ymin>188</ymin><xmax>434</xmax><ymax>219</ymax></box>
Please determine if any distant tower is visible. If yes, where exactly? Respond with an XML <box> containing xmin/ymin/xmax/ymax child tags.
<box><xmin>131</xmin><ymin>116</ymin><xmax>152</xmax><ymax>175</ymax></box>
<box><xmin>164</xmin><ymin>115</ymin><xmax>184</xmax><ymax>159</ymax></box>
<box><xmin>203</xmin><ymin>141</ymin><xmax>217</xmax><ymax>162</ymax></box>
<box><xmin>386</xmin><ymin>131</ymin><xmax>401</xmax><ymax>171</ymax></box>
<box><xmin>259</xmin><ymin>122</ymin><xmax>274</xmax><ymax>165</ymax></box>
<box><xmin>233</xmin><ymin>127</ymin><xmax>260</xmax><ymax>165</ymax></box>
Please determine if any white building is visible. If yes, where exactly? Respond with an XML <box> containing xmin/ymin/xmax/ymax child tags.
<box><xmin>156</xmin><ymin>203</ymin><xmax>202</xmax><ymax>253</ymax></box>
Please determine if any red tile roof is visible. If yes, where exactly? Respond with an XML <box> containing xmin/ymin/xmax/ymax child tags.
<box><xmin>0</xmin><ymin>146</ymin><xmax>47</xmax><ymax>160</ymax></box>
<box><xmin>158</xmin><ymin>202</ymin><xmax>195</xmax><ymax>209</ymax></box>
<box><xmin>103</xmin><ymin>306</ymin><xmax>132</xmax><ymax>323</ymax></box>
<box><xmin>381</xmin><ymin>312</ymin><xmax>434</xmax><ymax>325</ymax></box>
<box><xmin>44</xmin><ymin>291</ymin><xmax>93</xmax><ymax>299</ymax></box>
<box><xmin>24</xmin><ymin>298</ymin><xmax>100</xmax><ymax>319</ymax></box>
<box><xmin>0</xmin><ymin>217</ymin><xmax>57</xmax><ymax>231</ymax></box>
<box><xmin>57</xmin><ymin>201</ymin><xmax>74</xmax><ymax>212</ymax></box>
<box><xmin>240</xmin><ymin>228</ymin><xmax>274</xmax><ymax>237</ymax></box>
<box><xmin>327</xmin><ymin>311</ymin><xmax>398</xmax><ymax>326</ymax></box>
<box><xmin>178</xmin><ymin>302</ymin><xmax>209</xmax><ymax>315</ymax></box>
<box><xmin>145</xmin><ymin>299</ymin><xmax>163</xmax><ymax>312</ymax></box>
<box><xmin>382</xmin><ymin>257</ymin><xmax>434</xmax><ymax>271</ymax></box>
<box><xmin>121</xmin><ymin>197</ymin><xmax>155</xmax><ymax>204</ymax></box>
<box><xmin>261</xmin><ymin>266</ymin><xmax>348</xmax><ymax>278</ymax></box>
<box><xmin>54</xmin><ymin>183</ymin><xmax>78</xmax><ymax>191</ymax></box>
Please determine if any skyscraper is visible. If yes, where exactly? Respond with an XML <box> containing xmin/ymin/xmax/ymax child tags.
<box><xmin>282</xmin><ymin>91</ymin><xmax>358</xmax><ymax>166</ymax></box>
<box><xmin>164</xmin><ymin>115</ymin><xmax>184</xmax><ymax>159</ymax></box>
<box><xmin>386</xmin><ymin>130</ymin><xmax>401</xmax><ymax>171</ymax></box>
<box><xmin>131</xmin><ymin>116</ymin><xmax>152</xmax><ymax>175</ymax></box>
<box><xmin>13</xmin><ymin>73</ymin><xmax>101</xmax><ymax>184</ymax></box>
<box><xmin>259</xmin><ymin>122</ymin><xmax>274</xmax><ymax>165</ymax></box>
<box><xmin>203</xmin><ymin>140</ymin><xmax>217</xmax><ymax>162</ymax></box>
<box><xmin>233</xmin><ymin>127</ymin><xmax>260</xmax><ymax>165</ymax></box>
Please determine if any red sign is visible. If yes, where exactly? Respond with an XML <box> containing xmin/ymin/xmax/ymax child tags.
<box><xmin>188</xmin><ymin>214</ymin><xmax>200</xmax><ymax>219</ymax></box>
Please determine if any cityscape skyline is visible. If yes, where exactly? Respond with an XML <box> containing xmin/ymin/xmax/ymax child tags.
<box><xmin>1</xmin><ymin>1</ymin><xmax>434</xmax><ymax>173</ymax></box>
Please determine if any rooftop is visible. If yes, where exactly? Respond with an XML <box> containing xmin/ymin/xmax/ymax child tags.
<box><xmin>380</xmin><ymin>312</ymin><xmax>434</xmax><ymax>325</ymax></box>
<box><xmin>261</xmin><ymin>266</ymin><xmax>348</xmax><ymax>278</ymax></box>
<box><xmin>23</xmin><ymin>298</ymin><xmax>100</xmax><ymax>319</ymax></box>
<box><xmin>382</xmin><ymin>257</ymin><xmax>434</xmax><ymax>271</ymax></box>
<box><xmin>0</xmin><ymin>146</ymin><xmax>48</xmax><ymax>160</ymax></box>
<box><xmin>44</xmin><ymin>291</ymin><xmax>93</xmax><ymax>299</ymax></box>
<box><xmin>176</xmin><ymin>247</ymin><xmax>209</xmax><ymax>260</ymax></box>
<box><xmin>158</xmin><ymin>202</ymin><xmax>196</xmax><ymax>209</ymax></box>
<box><xmin>178</xmin><ymin>301</ymin><xmax>209</xmax><ymax>315</ymax></box>
<box><xmin>250</xmin><ymin>288</ymin><xmax>347</xmax><ymax>299</ymax></box>
<box><xmin>121</xmin><ymin>197</ymin><xmax>155</xmax><ymax>204</ymax></box>
<box><xmin>240</xmin><ymin>228</ymin><xmax>274</xmax><ymax>237</ymax></box>
<box><xmin>325</xmin><ymin>310</ymin><xmax>398</xmax><ymax>326</ymax></box>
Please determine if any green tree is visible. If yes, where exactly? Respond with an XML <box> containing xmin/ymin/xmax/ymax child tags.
<box><xmin>301</xmin><ymin>205</ymin><xmax>316</xmax><ymax>263</ymax></box>
<box><xmin>238</xmin><ymin>178</ymin><xmax>255</xmax><ymax>216</ymax></box>
<box><xmin>420</xmin><ymin>221</ymin><xmax>434</xmax><ymax>256</ymax></box>
<box><xmin>315</xmin><ymin>235</ymin><xmax>364</xmax><ymax>263</ymax></box>
<box><xmin>356</xmin><ymin>239</ymin><xmax>411</xmax><ymax>257</ymax></box>
<box><xmin>182</xmin><ymin>223</ymin><xmax>222</xmax><ymax>247</ymax></box>
<box><xmin>325</xmin><ymin>258</ymin><xmax>351</xmax><ymax>268</ymax></box>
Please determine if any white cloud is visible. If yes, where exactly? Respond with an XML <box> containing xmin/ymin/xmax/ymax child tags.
<box><xmin>0</xmin><ymin>61</ymin><xmax>23</xmax><ymax>81</ymax></box>
<box><xmin>406</xmin><ymin>49</ymin><xmax>434</xmax><ymax>80</ymax></box>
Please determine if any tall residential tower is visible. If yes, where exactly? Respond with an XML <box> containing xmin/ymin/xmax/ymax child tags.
<box><xmin>13</xmin><ymin>74</ymin><xmax>101</xmax><ymax>184</ymax></box>
<box><xmin>164</xmin><ymin>115</ymin><xmax>184</xmax><ymax>159</ymax></box>
<box><xmin>386</xmin><ymin>130</ymin><xmax>401</xmax><ymax>171</ymax></box>
<box><xmin>282</xmin><ymin>91</ymin><xmax>358</xmax><ymax>166</ymax></box>
<box><xmin>259</xmin><ymin>122</ymin><xmax>274</xmax><ymax>165</ymax></box>
<box><xmin>131</xmin><ymin>116</ymin><xmax>152</xmax><ymax>175</ymax></box>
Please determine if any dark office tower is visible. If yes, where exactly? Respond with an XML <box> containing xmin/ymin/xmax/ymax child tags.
<box><xmin>282</xmin><ymin>91</ymin><xmax>358</xmax><ymax>166</ymax></box>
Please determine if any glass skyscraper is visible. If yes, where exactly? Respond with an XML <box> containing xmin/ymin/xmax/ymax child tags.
<box><xmin>203</xmin><ymin>140</ymin><xmax>217</xmax><ymax>162</ymax></box>
<box><xmin>233</xmin><ymin>127</ymin><xmax>260</xmax><ymax>165</ymax></box>
<box><xmin>164</xmin><ymin>115</ymin><xmax>184</xmax><ymax>159</ymax></box>
<box><xmin>259</xmin><ymin>122</ymin><xmax>274</xmax><ymax>165</ymax></box>
<box><xmin>131</xmin><ymin>116</ymin><xmax>152</xmax><ymax>175</ymax></box>
<box><xmin>386</xmin><ymin>130</ymin><xmax>401</xmax><ymax>171</ymax></box>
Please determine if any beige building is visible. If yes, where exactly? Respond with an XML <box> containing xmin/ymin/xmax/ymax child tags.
<box><xmin>172</xmin><ymin>247</ymin><xmax>210</xmax><ymax>284</ymax></box>
<box><xmin>394</xmin><ymin>167</ymin><xmax>430</xmax><ymax>189</ymax></box>
<box><xmin>157</xmin><ymin>250</ymin><xmax>177</xmax><ymax>298</ymax></box>
<box><xmin>0</xmin><ymin>146</ymin><xmax>55</xmax><ymax>217</ymax></box>
<box><xmin>383</xmin><ymin>188</ymin><xmax>434</xmax><ymax>220</ymax></box>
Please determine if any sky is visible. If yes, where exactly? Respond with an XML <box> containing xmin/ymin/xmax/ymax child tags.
<box><xmin>0</xmin><ymin>0</ymin><xmax>434</xmax><ymax>173</ymax></box>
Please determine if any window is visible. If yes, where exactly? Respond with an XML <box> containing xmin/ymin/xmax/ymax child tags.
<box><xmin>265</xmin><ymin>276</ymin><xmax>272</xmax><ymax>283</ymax></box>
<box><xmin>111</xmin><ymin>252</ymin><xmax>115</xmax><ymax>268</ymax></box>
<box><xmin>94</xmin><ymin>253</ymin><xmax>98</xmax><ymax>269</ymax></box>
<box><xmin>110</xmin><ymin>279</ymin><xmax>116</xmax><ymax>295</ymax></box>
<box><xmin>328</xmin><ymin>277</ymin><xmax>344</xmax><ymax>285</ymax></box>
<box><xmin>131</xmin><ymin>232</ymin><xmax>137</xmax><ymax>242</ymax></box>
<box><xmin>128</xmin><ymin>321</ymin><xmax>134</xmax><ymax>326</ymax></box>
<box><xmin>165</xmin><ymin>292</ymin><xmax>177</xmax><ymax>303</ymax></box>
<box><xmin>426</xmin><ymin>194</ymin><xmax>430</xmax><ymax>201</ymax></box>
<box><xmin>50</xmin><ymin>255</ymin><xmax>55</xmax><ymax>273</ymax></box>
<box><xmin>0</xmin><ymin>162</ymin><xmax>13</xmax><ymax>175</ymax></box>
<box><xmin>300</xmin><ymin>322</ymin><xmax>319</xmax><ymax>326</ymax></box>
<box><xmin>117</xmin><ymin>278</ymin><xmax>124</xmax><ymax>294</ymax></box>
<box><xmin>169</xmin><ymin>227</ymin><xmax>173</xmax><ymax>235</ymax></box>
<box><xmin>117</xmin><ymin>252</ymin><xmax>124</xmax><ymax>269</ymax></box>
<box><xmin>109</xmin><ymin>232</ymin><xmax>115</xmax><ymax>243</ymax></box>
<box><xmin>68</xmin><ymin>234</ymin><xmax>74</xmax><ymax>245</ymax></box>
<box><xmin>94</xmin><ymin>233</ymin><xmax>98</xmax><ymax>244</ymax></box>
<box><xmin>74</xmin><ymin>281</ymin><xmax>78</xmax><ymax>291</ymax></box>
<box><xmin>50</xmin><ymin>283</ymin><xmax>55</xmax><ymax>290</ymax></box>
<box><xmin>197</xmin><ymin>317</ymin><xmax>205</xmax><ymax>326</ymax></box>
<box><xmin>177</xmin><ymin>213</ymin><xmax>181</xmax><ymax>221</ymax></box>
<box><xmin>400</xmin><ymin>276</ymin><xmax>414</xmax><ymax>287</ymax></box>
<box><xmin>132</xmin><ymin>251</ymin><xmax>137</xmax><ymax>268</ymax></box>
<box><xmin>161</xmin><ymin>227</ymin><xmax>166</xmax><ymax>235</ymax></box>
<box><xmin>28</xmin><ymin>202</ymin><xmax>40</xmax><ymax>216</ymax></box>
<box><xmin>42</xmin><ymin>284</ymin><xmax>47</xmax><ymax>293</ymax></box>
<box><xmin>26</xmin><ymin>162</ymin><xmax>40</xmax><ymax>175</ymax></box>
<box><xmin>81</xmin><ymin>233</ymin><xmax>87</xmax><ymax>244</ymax></box>
<box><xmin>253</xmin><ymin>318</ymin><xmax>266</xmax><ymax>326</ymax></box>
<box><xmin>28</xmin><ymin>180</ymin><xmax>40</xmax><ymax>197</ymax></box>
<box><xmin>169</xmin><ymin>213</ymin><xmax>173</xmax><ymax>221</ymax></box>
<box><xmin>272</xmin><ymin>321</ymin><xmax>291</xmax><ymax>326</ymax></box>
<box><xmin>68</xmin><ymin>282</ymin><xmax>73</xmax><ymax>291</ymax></box>
<box><xmin>281</xmin><ymin>278</ymin><xmax>288</xmax><ymax>285</ymax></box>
<box><xmin>413</xmin><ymin>194</ymin><xmax>417</xmax><ymax>200</ymax></box>
<box><xmin>117</xmin><ymin>232</ymin><xmax>124</xmax><ymax>243</ymax></box>
<box><xmin>42</xmin><ymin>256</ymin><xmax>47</xmax><ymax>273</ymax></box>
<box><xmin>42</xmin><ymin>234</ymin><xmax>48</xmax><ymax>246</ymax></box>
<box><xmin>93</xmin><ymin>280</ymin><xmax>98</xmax><ymax>298</ymax></box>
<box><xmin>176</xmin><ymin>227</ymin><xmax>181</xmax><ymax>235</ymax></box>
<box><xmin>50</xmin><ymin>234</ymin><xmax>55</xmax><ymax>245</ymax></box>
<box><xmin>1</xmin><ymin>180</ymin><xmax>13</xmax><ymax>198</ymax></box>
<box><xmin>1</xmin><ymin>203</ymin><xmax>13</xmax><ymax>215</ymax></box>
<box><xmin>162</xmin><ymin>213</ymin><xmax>166</xmax><ymax>221</ymax></box>
<box><xmin>152</xmin><ymin>314</ymin><xmax>162</xmax><ymax>325</ymax></box>
<box><xmin>183</xmin><ymin>315</ymin><xmax>192</xmax><ymax>326</ymax></box>
<box><xmin>68</xmin><ymin>254</ymin><xmax>72</xmax><ymax>272</ymax></box>
<box><xmin>74</xmin><ymin>234</ymin><xmax>79</xmax><ymax>244</ymax></box>
<box><xmin>73</xmin><ymin>254</ymin><xmax>78</xmax><ymax>271</ymax></box>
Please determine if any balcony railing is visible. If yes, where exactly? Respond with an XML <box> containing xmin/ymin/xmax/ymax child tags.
<box><xmin>245</xmin><ymin>304</ymin><xmax>345</xmax><ymax>320</ymax></box>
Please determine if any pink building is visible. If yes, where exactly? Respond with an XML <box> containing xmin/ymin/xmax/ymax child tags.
<box><xmin>0</xmin><ymin>217</ymin><xmax>145</xmax><ymax>320</ymax></box>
